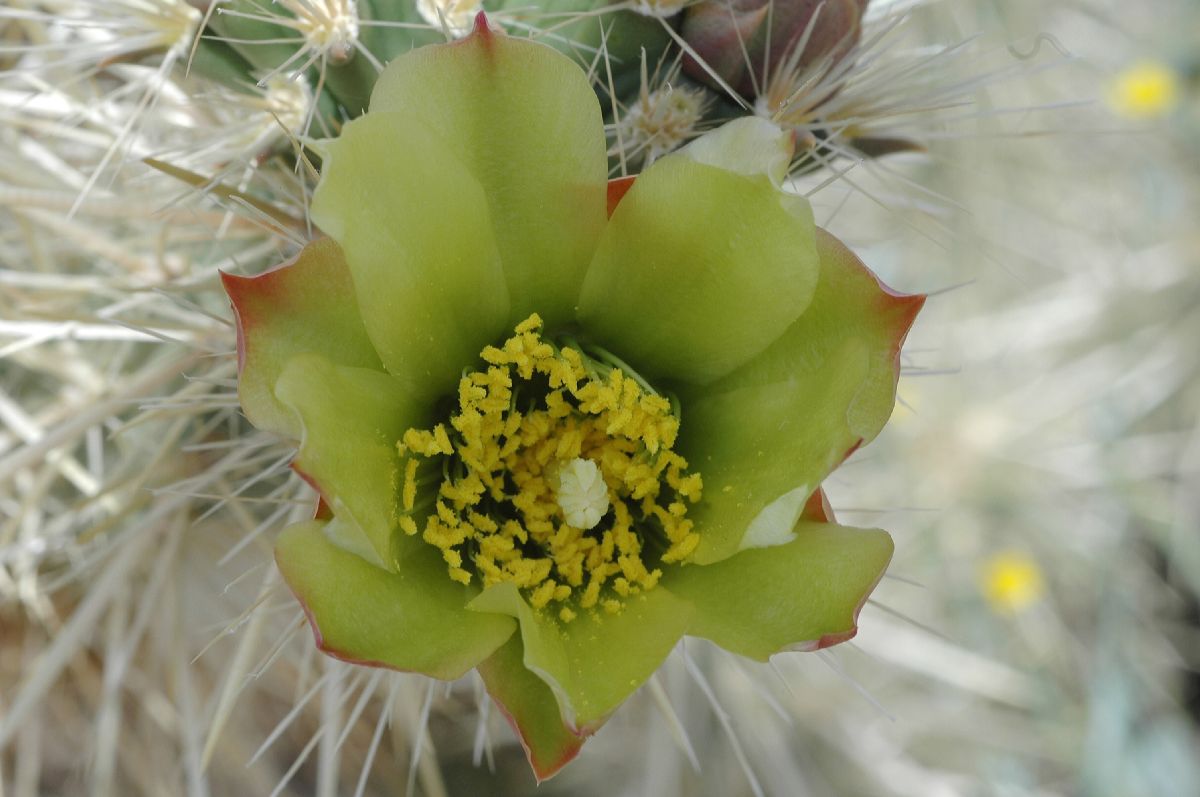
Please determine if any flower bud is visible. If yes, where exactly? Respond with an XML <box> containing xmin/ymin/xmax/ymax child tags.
<box><xmin>681</xmin><ymin>0</ymin><xmax>868</xmax><ymax>99</ymax></box>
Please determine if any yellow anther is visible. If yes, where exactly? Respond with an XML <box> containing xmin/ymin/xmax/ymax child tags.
<box><xmin>546</xmin><ymin>390</ymin><xmax>570</xmax><ymax>419</ymax></box>
<box><xmin>662</xmin><ymin>532</ymin><xmax>700</xmax><ymax>563</ymax></box>
<box><xmin>434</xmin><ymin>424</ymin><xmax>452</xmax><ymax>452</ymax></box>
<box><xmin>402</xmin><ymin>427</ymin><xmax>453</xmax><ymax>457</ymax></box>
<box><xmin>435</xmin><ymin>501</ymin><xmax>457</xmax><ymax>526</ymax></box>
<box><xmin>468</xmin><ymin>511</ymin><xmax>497</xmax><ymax>533</ymax></box>
<box><xmin>530</xmin><ymin>579</ymin><xmax>557</xmax><ymax>609</ymax></box>
<box><xmin>515</xmin><ymin>313</ymin><xmax>543</xmax><ymax>334</ymax></box>
<box><xmin>397</xmin><ymin>315</ymin><xmax>702</xmax><ymax>618</ymax></box>
<box><xmin>402</xmin><ymin>457</ymin><xmax>418</xmax><ymax>511</ymax></box>
<box><xmin>480</xmin><ymin>345</ymin><xmax>505</xmax><ymax>365</ymax></box>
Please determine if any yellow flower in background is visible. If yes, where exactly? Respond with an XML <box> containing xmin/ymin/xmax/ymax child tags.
<box><xmin>1108</xmin><ymin>61</ymin><xmax>1181</xmax><ymax>119</ymax></box>
<box><xmin>982</xmin><ymin>552</ymin><xmax>1045</xmax><ymax>614</ymax></box>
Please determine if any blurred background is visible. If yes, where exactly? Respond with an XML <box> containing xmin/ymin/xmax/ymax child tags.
<box><xmin>1</xmin><ymin>0</ymin><xmax>1198</xmax><ymax>795</ymax></box>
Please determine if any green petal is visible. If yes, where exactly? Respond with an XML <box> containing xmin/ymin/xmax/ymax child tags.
<box><xmin>663</xmin><ymin>520</ymin><xmax>893</xmax><ymax>660</ymax></box>
<box><xmin>468</xmin><ymin>583</ymin><xmax>692</xmax><ymax>732</ymax></box>
<box><xmin>679</xmin><ymin>229</ymin><xmax>924</xmax><ymax>564</ymax></box>
<box><xmin>221</xmin><ymin>239</ymin><xmax>382</xmax><ymax>439</ymax></box>
<box><xmin>713</xmin><ymin>229</ymin><xmax>926</xmax><ymax>440</ymax></box>
<box><xmin>577</xmin><ymin>155</ymin><xmax>819</xmax><ymax>385</ymax></box>
<box><xmin>680</xmin><ymin>338</ymin><xmax>869</xmax><ymax>564</ymax></box>
<box><xmin>275</xmin><ymin>352</ymin><xmax>426</xmax><ymax>564</ymax></box>
<box><xmin>366</xmin><ymin>21</ymin><xmax>608</xmax><ymax>326</ymax></box>
<box><xmin>276</xmin><ymin>520</ymin><xmax>516</xmax><ymax>681</ymax></box>
<box><xmin>311</xmin><ymin>110</ymin><xmax>511</xmax><ymax>401</ymax></box>
<box><xmin>477</xmin><ymin>636</ymin><xmax>586</xmax><ymax>782</ymax></box>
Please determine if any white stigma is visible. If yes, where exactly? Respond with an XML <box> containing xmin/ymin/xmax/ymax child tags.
<box><xmin>556</xmin><ymin>458</ymin><xmax>610</xmax><ymax>530</ymax></box>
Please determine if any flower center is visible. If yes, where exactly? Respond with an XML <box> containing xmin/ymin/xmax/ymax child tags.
<box><xmin>397</xmin><ymin>314</ymin><xmax>702</xmax><ymax>622</ymax></box>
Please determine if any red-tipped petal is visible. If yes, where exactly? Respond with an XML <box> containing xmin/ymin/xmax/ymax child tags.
<box><xmin>220</xmin><ymin>239</ymin><xmax>382</xmax><ymax>439</ymax></box>
<box><xmin>470</xmin><ymin>10</ymin><xmax>495</xmax><ymax>41</ymax></box>
<box><xmin>677</xmin><ymin>226</ymin><xmax>924</xmax><ymax>564</ymax></box>
<box><xmin>477</xmin><ymin>637</ymin><xmax>587</xmax><ymax>782</ymax></box>
<box><xmin>663</xmin><ymin>520</ymin><xmax>893</xmax><ymax>660</ymax></box>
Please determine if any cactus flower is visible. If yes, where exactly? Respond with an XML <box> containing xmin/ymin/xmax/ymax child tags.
<box><xmin>222</xmin><ymin>14</ymin><xmax>922</xmax><ymax>780</ymax></box>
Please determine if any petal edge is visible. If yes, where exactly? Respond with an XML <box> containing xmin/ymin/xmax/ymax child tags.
<box><xmin>663</xmin><ymin>520</ymin><xmax>893</xmax><ymax>660</ymax></box>
<box><xmin>477</xmin><ymin>636</ymin><xmax>587</xmax><ymax>782</ymax></box>
<box><xmin>468</xmin><ymin>583</ymin><xmax>692</xmax><ymax>732</ymax></box>
<box><xmin>221</xmin><ymin>239</ymin><xmax>382</xmax><ymax>438</ymax></box>
<box><xmin>276</xmin><ymin>520</ymin><xmax>516</xmax><ymax>681</ymax></box>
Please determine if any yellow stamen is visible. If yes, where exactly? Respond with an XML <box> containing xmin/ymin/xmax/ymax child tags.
<box><xmin>401</xmin><ymin>457</ymin><xmax>418</xmax><ymax>511</ymax></box>
<box><xmin>399</xmin><ymin>315</ymin><xmax>703</xmax><ymax>620</ymax></box>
